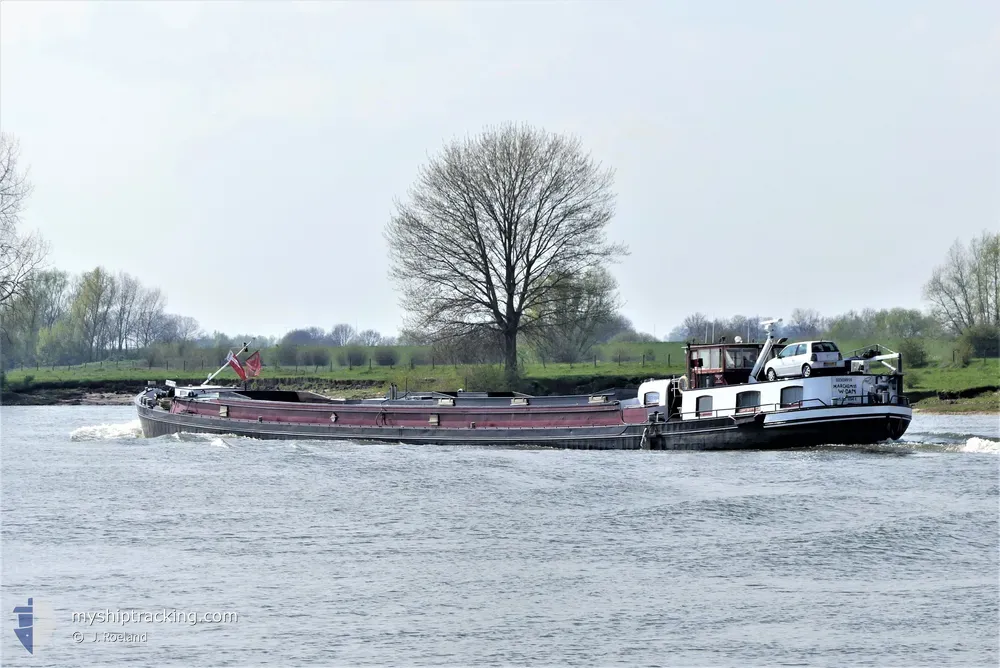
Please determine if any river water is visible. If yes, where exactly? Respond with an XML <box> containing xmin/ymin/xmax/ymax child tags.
<box><xmin>1</xmin><ymin>406</ymin><xmax>997</xmax><ymax>667</ymax></box>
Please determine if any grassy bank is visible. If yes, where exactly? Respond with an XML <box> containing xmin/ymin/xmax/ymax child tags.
<box><xmin>913</xmin><ymin>390</ymin><xmax>1000</xmax><ymax>414</ymax></box>
<box><xmin>1</xmin><ymin>357</ymin><xmax>684</xmax><ymax>387</ymax></box>
<box><xmin>3</xmin><ymin>357</ymin><xmax>998</xmax><ymax>411</ymax></box>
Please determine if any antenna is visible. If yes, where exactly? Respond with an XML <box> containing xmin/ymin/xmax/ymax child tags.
<box><xmin>760</xmin><ymin>318</ymin><xmax>783</xmax><ymax>335</ymax></box>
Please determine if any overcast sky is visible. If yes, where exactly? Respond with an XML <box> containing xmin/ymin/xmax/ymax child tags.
<box><xmin>2</xmin><ymin>1</ymin><xmax>997</xmax><ymax>340</ymax></box>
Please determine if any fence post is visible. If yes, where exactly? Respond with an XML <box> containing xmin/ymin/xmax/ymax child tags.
<box><xmin>594</xmin><ymin>355</ymin><xmax>597</xmax><ymax>367</ymax></box>
<box><xmin>183</xmin><ymin>360</ymin><xmax>186</xmax><ymax>371</ymax></box>
<box><xmin>642</xmin><ymin>354</ymin><xmax>645</xmax><ymax>367</ymax></box>
<box><xmin>369</xmin><ymin>358</ymin><xmax>372</xmax><ymax>371</ymax></box>
<box><xmin>668</xmin><ymin>353</ymin><xmax>671</xmax><ymax>366</ymax></box>
<box><xmin>166</xmin><ymin>361</ymin><xmax>169</xmax><ymax>370</ymax></box>
<box><xmin>149</xmin><ymin>359</ymin><xmax>152</xmax><ymax>369</ymax></box>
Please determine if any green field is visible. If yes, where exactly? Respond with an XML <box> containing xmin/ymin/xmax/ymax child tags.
<box><xmin>3</xmin><ymin>339</ymin><xmax>997</xmax><ymax>408</ymax></box>
<box><xmin>0</xmin><ymin>358</ymin><xmax>685</xmax><ymax>392</ymax></box>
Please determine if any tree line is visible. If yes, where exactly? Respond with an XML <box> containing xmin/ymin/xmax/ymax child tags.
<box><xmin>2</xmin><ymin>266</ymin><xmax>195</xmax><ymax>366</ymax></box>
<box><xmin>667</xmin><ymin>232</ymin><xmax>998</xmax><ymax>358</ymax></box>
<box><xmin>3</xmin><ymin>123</ymin><xmax>996</xmax><ymax>376</ymax></box>
<box><xmin>0</xmin><ymin>263</ymin><xmax>660</xmax><ymax>369</ymax></box>
<box><xmin>667</xmin><ymin>307</ymin><xmax>944</xmax><ymax>344</ymax></box>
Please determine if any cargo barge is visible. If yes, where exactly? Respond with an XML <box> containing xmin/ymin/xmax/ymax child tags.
<box><xmin>135</xmin><ymin>324</ymin><xmax>911</xmax><ymax>450</ymax></box>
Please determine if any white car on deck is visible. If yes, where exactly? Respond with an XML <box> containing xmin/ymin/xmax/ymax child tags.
<box><xmin>764</xmin><ymin>340</ymin><xmax>844</xmax><ymax>380</ymax></box>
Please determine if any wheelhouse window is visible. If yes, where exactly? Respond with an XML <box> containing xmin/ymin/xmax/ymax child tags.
<box><xmin>724</xmin><ymin>348</ymin><xmax>759</xmax><ymax>369</ymax></box>
<box><xmin>643</xmin><ymin>391</ymin><xmax>660</xmax><ymax>406</ymax></box>
<box><xmin>694</xmin><ymin>347</ymin><xmax>721</xmax><ymax>369</ymax></box>
<box><xmin>736</xmin><ymin>391</ymin><xmax>761</xmax><ymax>413</ymax></box>
<box><xmin>780</xmin><ymin>386</ymin><xmax>803</xmax><ymax>408</ymax></box>
<box><xmin>696</xmin><ymin>395</ymin><xmax>714</xmax><ymax>417</ymax></box>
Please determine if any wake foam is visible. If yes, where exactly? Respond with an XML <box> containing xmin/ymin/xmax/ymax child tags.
<box><xmin>170</xmin><ymin>432</ymin><xmax>232</xmax><ymax>448</ymax></box>
<box><xmin>952</xmin><ymin>437</ymin><xmax>1000</xmax><ymax>454</ymax></box>
<box><xmin>69</xmin><ymin>420</ymin><xmax>143</xmax><ymax>441</ymax></box>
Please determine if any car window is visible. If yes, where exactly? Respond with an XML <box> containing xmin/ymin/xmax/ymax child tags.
<box><xmin>778</xmin><ymin>346</ymin><xmax>793</xmax><ymax>358</ymax></box>
<box><xmin>795</xmin><ymin>343</ymin><xmax>806</xmax><ymax>355</ymax></box>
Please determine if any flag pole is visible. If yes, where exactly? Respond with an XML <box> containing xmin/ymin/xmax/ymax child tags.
<box><xmin>202</xmin><ymin>340</ymin><xmax>252</xmax><ymax>386</ymax></box>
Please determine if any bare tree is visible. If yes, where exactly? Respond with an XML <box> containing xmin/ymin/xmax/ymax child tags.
<box><xmin>356</xmin><ymin>329</ymin><xmax>383</xmax><ymax>346</ymax></box>
<box><xmin>0</xmin><ymin>269</ymin><xmax>70</xmax><ymax>363</ymax></box>
<box><xmin>34</xmin><ymin>269</ymin><xmax>70</xmax><ymax>329</ymax></box>
<box><xmin>133</xmin><ymin>287</ymin><xmax>167</xmax><ymax>348</ymax></box>
<box><xmin>786</xmin><ymin>308</ymin><xmax>826</xmax><ymax>340</ymax></box>
<box><xmin>924</xmin><ymin>232</ymin><xmax>1000</xmax><ymax>334</ymax></box>
<box><xmin>172</xmin><ymin>315</ymin><xmax>202</xmax><ymax>352</ymax></box>
<box><xmin>529</xmin><ymin>266</ymin><xmax>620</xmax><ymax>364</ymax></box>
<box><xmin>70</xmin><ymin>267</ymin><xmax>117</xmax><ymax>361</ymax></box>
<box><xmin>668</xmin><ymin>312</ymin><xmax>711</xmax><ymax>342</ymax></box>
<box><xmin>385</xmin><ymin>122</ymin><xmax>626</xmax><ymax>381</ymax></box>
<box><xmin>328</xmin><ymin>323</ymin><xmax>356</xmax><ymax>347</ymax></box>
<box><xmin>0</xmin><ymin>133</ymin><xmax>47</xmax><ymax>305</ymax></box>
<box><xmin>110</xmin><ymin>272</ymin><xmax>140</xmax><ymax>352</ymax></box>
<box><xmin>968</xmin><ymin>231</ymin><xmax>1000</xmax><ymax>327</ymax></box>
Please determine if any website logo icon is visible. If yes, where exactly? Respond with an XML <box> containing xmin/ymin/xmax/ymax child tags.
<box><xmin>13</xmin><ymin>598</ymin><xmax>34</xmax><ymax>654</ymax></box>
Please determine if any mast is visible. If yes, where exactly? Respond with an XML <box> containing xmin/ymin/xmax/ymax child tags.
<box><xmin>747</xmin><ymin>319</ymin><xmax>781</xmax><ymax>383</ymax></box>
<box><xmin>202</xmin><ymin>340</ymin><xmax>252</xmax><ymax>386</ymax></box>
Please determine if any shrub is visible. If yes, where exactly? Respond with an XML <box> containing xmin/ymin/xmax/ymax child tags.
<box><xmin>956</xmin><ymin>339</ymin><xmax>974</xmax><ymax>367</ymax></box>
<box><xmin>959</xmin><ymin>324</ymin><xmax>1000</xmax><ymax>358</ymax></box>
<box><xmin>643</xmin><ymin>348</ymin><xmax>656</xmax><ymax>362</ymax></box>
<box><xmin>276</xmin><ymin>345</ymin><xmax>299</xmax><ymax>366</ymax></box>
<box><xmin>462</xmin><ymin>364</ymin><xmax>508</xmax><ymax>391</ymax></box>
<box><xmin>408</xmin><ymin>350</ymin><xmax>430</xmax><ymax>366</ymax></box>
<box><xmin>904</xmin><ymin>370</ymin><xmax>923</xmax><ymax>390</ymax></box>
<box><xmin>898</xmin><ymin>338</ymin><xmax>928</xmax><ymax>368</ymax></box>
<box><xmin>613</xmin><ymin>347</ymin><xmax>631</xmax><ymax>364</ymax></box>
<box><xmin>374</xmin><ymin>347</ymin><xmax>399</xmax><ymax>367</ymax></box>
<box><xmin>298</xmin><ymin>346</ymin><xmax>330</xmax><ymax>367</ymax></box>
<box><xmin>336</xmin><ymin>346</ymin><xmax>367</xmax><ymax>367</ymax></box>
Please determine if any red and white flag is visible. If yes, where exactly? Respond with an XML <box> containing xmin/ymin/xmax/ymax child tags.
<box><xmin>226</xmin><ymin>350</ymin><xmax>247</xmax><ymax>381</ymax></box>
<box><xmin>244</xmin><ymin>350</ymin><xmax>262</xmax><ymax>378</ymax></box>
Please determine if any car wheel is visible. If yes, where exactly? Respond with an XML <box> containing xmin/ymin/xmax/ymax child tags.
<box><xmin>802</xmin><ymin>364</ymin><xmax>812</xmax><ymax>378</ymax></box>
<box><xmin>766</xmin><ymin>368</ymin><xmax>777</xmax><ymax>382</ymax></box>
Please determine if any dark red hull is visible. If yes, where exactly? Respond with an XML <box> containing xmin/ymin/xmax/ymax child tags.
<box><xmin>135</xmin><ymin>386</ymin><xmax>910</xmax><ymax>451</ymax></box>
